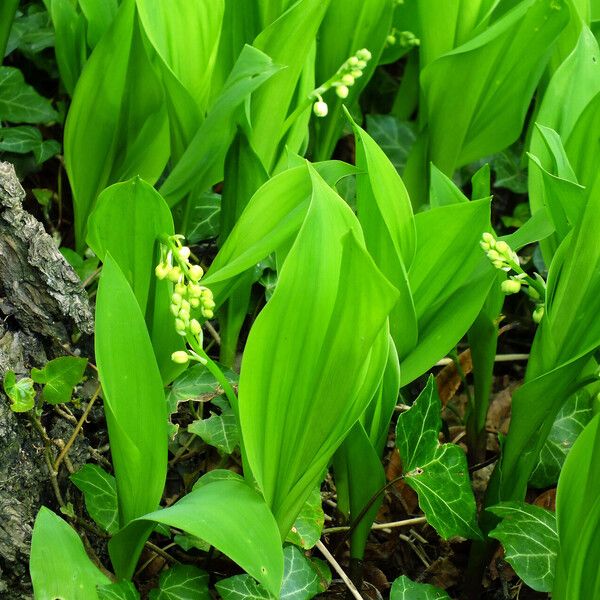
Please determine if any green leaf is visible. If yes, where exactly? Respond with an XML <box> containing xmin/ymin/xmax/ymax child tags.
<box><xmin>167</xmin><ymin>363</ymin><xmax>238</xmax><ymax>414</ymax></box>
<box><xmin>148</xmin><ymin>565</ymin><xmax>210</xmax><ymax>600</ymax></box>
<box><xmin>488</xmin><ymin>501</ymin><xmax>558</xmax><ymax>592</ymax></box>
<box><xmin>396</xmin><ymin>376</ymin><xmax>482</xmax><ymax>540</ymax></box>
<box><xmin>70</xmin><ymin>464</ymin><xmax>119</xmax><ymax>534</ymax></box>
<box><xmin>216</xmin><ymin>545</ymin><xmax>329</xmax><ymax>600</ymax></box>
<box><xmin>95</xmin><ymin>254</ymin><xmax>168</xmax><ymax>528</ymax></box>
<box><xmin>530</xmin><ymin>390</ymin><xmax>593</xmax><ymax>488</ymax></box>
<box><xmin>390</xmin><ymin>576</ymin><xmax>451</xmax><ymax>600</ymax></box>
<box><xmin>97</xmin><ymin>581</ymin><xmax>140</xmax><ymax>600</ymax></box>
<box><xmin>186</xmin><ymin>192</ymin><xmax>221</xmax><ymax>244</ymax></box>
<box><xmin>0</xmin><ymin>66</ymin><xmax>58</xmax><ymax>123</ymax></box>
<box><xmin>239</xmin><ymin>165</ymin><xmax>399</xmax><ymax>535</ymax></box>
<box><xmin>78</xmin><ymin>0</ymin><xmax>118</xmax><ymax>48</ymax></box>
<box><xmin>64</xmin><ymin>0</ymin><xmax>169</xmax><ymax>248</ymax></box>
<box><xmin>188</xmin><ymin>397</ymin><xmax>240</xmax><ymax>454</ymax></box>
<box><xmin>422</xmin><ymin>0</ymin><xmax>569</xmax><ymax>175</ymax></box>
<box><xmin>159</xmin><ymin>44</ymin><xmax>281</xmax><ymax>207</ymax></box>
<box><xmin>2</xmin><ymin>370</ymin><xmax>35</xmax><ymax>413</ymax></box>
<box><xmin>109</xmin><ymin>478</ymin><xmax>284</xmax><ymax>594</ymax></box>
<box><xmin>5</xmin><ymin>7</ymin><xmax>53</xmax><ymax>57</ymax></box>
<box><xmin>286</xmin><ymin>487</ymin><xmax>324</xmax><ymax>549</ymax></box>
<box><xmin>0</xmin><ymin>126</ymin><xmax>60</xmax><ymax>163</ymax></box>
<box><xmin>30</xmin><ymin>507</ymin><xmax>110</xmax><ymax>599</ymax></box>
<box><xmin>365</xmin><ymin>115</ymin><xmax>416</xmax><ymax>175</ymax></box>
<box><xmin>30</xmin><ymin>356</ymin><xmax>87</xmax><ymax>405</ymax></box>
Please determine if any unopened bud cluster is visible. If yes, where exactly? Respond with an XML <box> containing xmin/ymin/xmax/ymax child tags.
<box><xmin>386</xmin><ymin>28</ymin><xmax>420</xmax><ymax>49</ymax></box>
<box><xmin>155</xmin><ymin>236</ymin><xmax>216</xmax><ymax>346</ymax></box>
<box><xmin>313</xmin><ymin>48</ymin><xmax>372</xmax><ymax>117</ymax></box>
<box><xmin>481</xmin><ymin>232</ymin><xmax>546</xmax><ymax>324</ymax></box>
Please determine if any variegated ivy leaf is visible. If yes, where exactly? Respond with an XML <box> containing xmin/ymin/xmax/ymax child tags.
<box><xmin>390</xmin><ymin>576</ymin><xmax>451</xmax><ymax>599</ymax></box>
<box><xmin>2</xmin><ymin>371</ymin><xmax>35</xmax><ymax>413</ymax></box>
<box><xmin>97</xmin><ymin>581</ymin><xmax>140</xmax><ymax>600</ymax></box>
<box><xmin>286</xmin><ymin>487</ymin><xmax>324</xmax><ymax>549</ymax></box>
<box><xmin>70</xmin><ymin>464</ymin><xmax>119</xmax><ymax>534</ymax></box>
<box><xmin>216</xmin><ymin>546</ymin><xmax>330</xmax><ymax>600</ymax></box>
<box><xmin>395</xmin><ymin>376</ymin><xmax>482</xmax><ymax>540</ymax></box>
<box><xmin>530</xmin><ymin>390</ymin><xmax>593</xmax><ymax>488</ymax></box>
<box><xmin>148</xmin><ymin>565</ymin><xmax>210</xmax><ymax>600</ymax></box>
<box><xmin>488</xmin><ymin>501</ymin><xmax>558</xmax><ymax>592</ymax></box>
<box><xmin>188</xmin><ymin>396</ymin><xmax>240</xmax><ymax>454</ymax></box>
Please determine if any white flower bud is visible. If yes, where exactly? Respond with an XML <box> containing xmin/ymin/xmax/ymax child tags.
<box><xmin>155</xmin><ymin>263</ymin><xmax>169</xmax><ymax>280</ymax></box>
<box><xmin>188</xmin><ymin>264</ymin><xmax>204</xmax><ymax>281</ymax></box>
<box><xmin>313</xmin><ymin>101</ymin><xmax>328</xmax><ymax>117</ymax></box>
<box><xmin>178</xmin><ymin>308</ymin><xmax>190</xmax><ymax>322</ymax></box>
<box><xmin>174</xmin><ymin>318</ymin><xmax>186</xmax><ymax>333</ymax></box>
<box><xmin>167</xmin><ymin>266</ymin><xmax>182</xmax><ymax>282</ymax></box>
<box><xmin>171</xmin><ymin>351</ymin><xmax>190</xmax><ymax>364</ymax></box>
<box><xmin>189</xmin><ymin>319</ymin><xmax>202</xmax><ymax>335</ymax></box>
<box><xmin>495</xmin><ymin>241</ymin><xmax>510</xmax><ymax>255</ymax></box>
<box><xmin>336</xmin><ymin>85</ymin><xmax>349</xmax><ymax>99</ymax></box>
<box><xmin>348</xmin><ymin>56</ymin><xmax>359</xmax><ymax>66</ymax></box>
<box><xmin>178</xmin><ymin>246</ymin><xmax>191</xmax><ymax>260</ymax></box>
<box><xmin>386</xmin><ymin>34</ymin><xmax>397</xmax><ymax>45</ymax></box>
<box><xmin>203</xmin><ymin>309</ymin><xmax>214</xmax><ymax>319</ymax></box>
<box><xmin>501</xmin><ymin>279</ymin><xmax>521</xmax><ymax>295</ymax></box>
<box><xmin>171</xmin><ymin>293</ymin><xmax>182</xmax><ymax>305</ymax></box>
<box><xmin>190</xmin><ymin>298</ymin><xmax>200</xmax><ymax>308</ymax></box>
<box><xmin>175</xmin><ymin>283</ymin><xmax>187</xmax><ymax>296</ymax></box>
<box><xmin>188</xmin><ymin>284</ymin><xmax>202</xmax><ymax>298</ymax></box>
<box><xmin>351</xmin><ymin>69</ymin><xmax>363</xmax><ymax>79</ymax></box>
<box><xmin>169</xmin><ymin>304</ymin><xmax>179</xmax><ymax>316</ymax></box>
<box><xmin>180</xmin><ymin>300</ymin><xmax>190</xmax><ymax>312</ymax></box>
<box><xmin>357</xmin><ymin>48</ymin><xmax>372</xmax><ymax>61</ymax></box>
<box><xmin>356</xmin><ymin>60</ymin><xmax>367</xmax><ymax>69</ymax></box>
<box><xmin>533</xmin><ymin>305</ymin><xmax>544</xmax><ymax>324</ymax></box>
<box><xmin>341</xmin><ymin>74</ymin><xmax>355</xmax><ymax>86</ymax></box>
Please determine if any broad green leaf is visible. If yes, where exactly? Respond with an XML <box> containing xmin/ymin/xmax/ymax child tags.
<box><xmin>109</xmin><ymin>478</ymin><xmax>284</xmax><ymax>595</ymax></box>
<box><xmin>286</xmin><ymin>487</ymin><xmax>324</xmax><ymax>550</ymax></box>
<box><xmin>78</xmin><ymin>0</ymin><xmax>118</xmax><ymax>48</ymax></box>
<box><xmin>49</xmin><ymin>0</ymin><xmax>87</xmax><ymax>95</ymax></box>
<box><xmin>390</xmin><ymin>576</ymin><xmax>451</xmax><ymax>600</ymax></box>
<box><xmin>312</xmin><ymin>0</ymin><xmax>393</xmax><ymax>161</ymax></box>
<box><xmin>429</xmin><ymin>164</ymin><xmax>471</xmax><ymax>207</ymax></box>
<box><xmin>136</xmin><ymin>0</ymin><xmax>224</xmax><ymax>159</ymax></box>
<box><xmin>70</xmin><ymin>464</ymin><xmax>119</xmax><ymax>534</ymax></box>
<box><xmin>422</xmin><ymin>0</ymin><xmax>569</xmax><ymax>175</ymax></box>
<box><xmin>159</xmin><ymin>44</ymin><xmax>281</xmax><ymax>207</ymax></box>
<box><xmin>554</xmin><ymin>414</ymin><xmax>600</xmax><ymax>599</ymax></box>
<box><xmin>65</xmin><ymin>0</ymin><xmax>169</xmax><ymax>248</ymax></box>
<box><xmin>365</xmin><ymin>115</ymin><xmax>416</xmax><ymax>176</ymax></box>
<box><xmin>0</xmin><ymin>0</ymin><xmax>19</xmax><ymax>59</ymax></box>
<box><xmin>396</xmin><ymin>377</ymin><xmax>482</xmax><ymax>540</ymax></box>
<box><xmin>30</xmin><ymin>507</ymin><xmax>110</xmax><ymax>599</ymax></box>
<box><xmin>216</xmin><ymin>545</ymin><xmax>329</xmax><ymax>600</ymax></box>
<box><xmin>30</xmin><ymin>356</ymin><xmax>87</xmax><ymax>405</ymax></box>
<box><xmin>188</xmin><ymin>397</ymin><xmax>240</xmax><ymax>454</ymax></box>
<box><xmin>2</xmin><ymin>370</ymin><xmax>35</xmax><ymax>412</ymax></box>
<box><xmin>87</xmin><ymin>177</ymin><xmax>174</xmax><ymax>314</ymax></box>
<box><xmin>148</xmin><ymin>565</ymin><xmax>210</xmax><ymax>600</ymax></box>
<box><xmin>167</xmin><ymin>363</ymin><xmax>237</xmax><ymax>414</ymax></box>
<box><xmin>0</xmin><ymin>126</ymin><xmax>60</xmax><ymax>163</ymax></box>
<box><xmin>97</xmin><ymin>581</ymin><xmax>140</xmax><ymax>600</ymax></box>
<box><xmin>95</xmin><ymin>254</ymin><xmax>167</xmax><ymax>527</ymax></box>
<box><xmin>0</xmin><ymin>66</ymin><xmax>58</xmax><ymax>123</ymax></box>
<box><xmin>489</xmin><ymin>501</ymin><xmax>558</xmax><ymax>592</ymax></box>
<box><xmin>530</xmin><ymin>390</ymin><xmax>593</xmax><ymax>487</ymax></box>
<box><xmin>239</xmin><ymin>166</ymin><xmax>398</xmax><ymax>535</ymax></box>
<box><xmin>250</xmin><ymin>0</ymin><xmax>330</xmax><ymax>170</ymax></box>
<box><xmin>6</xmin><ymin>7</ymin><xmax>54</xmax><ymax>57</ymax></box>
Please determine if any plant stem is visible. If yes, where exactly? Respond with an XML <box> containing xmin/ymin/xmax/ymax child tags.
<box><xmin>316</xmin><ymin>540</ymin><xmax>364</xmax><ymax>600</ymax></box>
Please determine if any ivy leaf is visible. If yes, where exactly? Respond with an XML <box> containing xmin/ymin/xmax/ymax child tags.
<box><xmin>97</xmin><ymin>581</ymin><xmax>140</xmax><ymax>600</ymax></box>
<box><xmin>530</xmin><ymin>390</ymin><xmax>593</xmax><ymax>488</ymax></box>
<box><xmin>286</xmin><ymin>487</ymin><xmax>324</xmax><ymax>549</ymax></box>
<box><xmin>390</xmin><ymin>576</ymin><xmax>451</xmax><ymax>599</ymax></box>
<box><xmin>216</xmin><ymin>546</ymin><xmax>330</xmax><ymax>600</ymax></box>
<box><xmin>188</xmin><ymin>396</ymin><xmax>240</xmax><ymax>454</ymax></box>
<box><xmin>395</xmin><ymin>376</ymin><xmax>482</xmax><ymax>540</ymax></box>
<box><xmin>185</xmin><ymin>191</ymin><xmax>221</xmax><ymax>244</ymax></box>
<box><xmin>488</xmin><ymin>501</ymin><xmax>558</xmax><ymax>593</ymax></box>
<box><xmin>148</xmin><ymin>565</ymin><xmax>210</xmax><ymax>600</ymax></box>
<box><xmin>0</xmin><ymin>126</ymin><xmax>60</xmax><ymax>163</ymax></box>
<box><xmin>365</xmin><ymin>114</ymin><xmax>416</xmax><ymax>174</ymax></box>
<box><xmin>2</xmin><ymin>370</ymin><xmax>35</xmax><ymax>412</ymax></box>
<box><xmin>70</xmin><ymin>464</ymin><xmax>119</xmax><ymax>534</ymax></box>
<box><xmin>31</xmin><ymin>356</ymin><xmax>88</xmax><ymax>405</ymax></box>
<box><xmin>0</xmin><ymin>66</ymin><xmax>58</xmax><ymax>123</ymax></box>
<box><xmin>166</xmin><ymin>363</ymin><xmax>237</xmax><ymax>414</ymax></box>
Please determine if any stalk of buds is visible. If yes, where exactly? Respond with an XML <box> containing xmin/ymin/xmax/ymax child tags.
<box><xmin>480</xmin><ymin>232</ymin><xmax>546</xmax><ymax>323</ymax></box>
<box><xmin>386</xmin><ymin>28</ymin><xmax>420</xmax><ymax>49</ymax></box>
<box><xmin>312</xmin><ymin>48</ymin><xmax>372</xmax><ymax>117</ymax></box>
<box><xmin>155</xmin><ymin>235</ymin><xmax>216</xmax><ymax>364</ymax></box>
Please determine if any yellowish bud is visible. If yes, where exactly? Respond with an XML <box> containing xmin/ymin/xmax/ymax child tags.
<box><xmin>188</xmin><ymin>265</ymin><xmax>204</xmax><ymax>282</ymax></box>
<box><xmin>313</xmin><ymin>101</ymin><xmax>328</xmax><ymax>117</ymax></box>
<box><xmin>501</xmin><ymin>279</ymin><xmax>521</xmax><ymax>294</ymax></box>
<box><xmin>167</xmin><ymin>266</ymin><xmax>182</xmax><ymax>282</ymax></box>
<box><xmin>171</xmin><ymin>351</ymin><xmax>190</xmax><ymax>364</ymax></box>
<box><xmin>189</xmin><ymin>319</ymin><xmax>202</xmax><ymax>335</ymax></box>
<box><xmin>155</xmin><ymin>263</ymin><xmax>169</xmax><ymax>280</ymax></box>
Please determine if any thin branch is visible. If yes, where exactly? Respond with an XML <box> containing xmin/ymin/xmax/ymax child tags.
<box><xmin>204</xmin><ymin>321</ymin><xmax>221</xmax><ymax>346</ymax></box>
<box><xmin>315</xmin><ymin>540</ymin><xmax>363</xmax><ymax>600</ymax></box>
<box><xmin>323</xmin><ymin>516</ymin><xmax>427</xmax><ymax>534</ymax></box>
